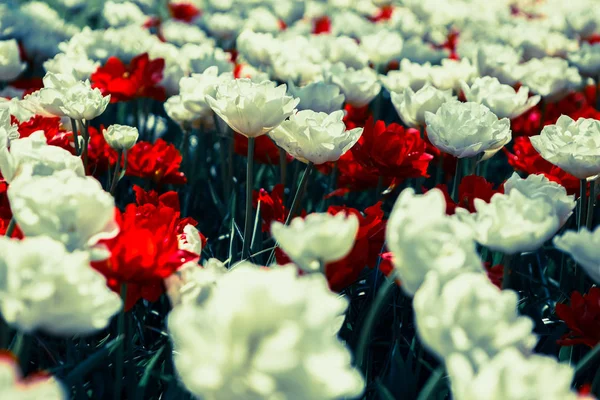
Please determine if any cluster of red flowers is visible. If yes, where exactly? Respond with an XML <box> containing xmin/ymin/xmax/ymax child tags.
<box><xmin>126</xmin><ymin>139</ymin><xmax>187</xmax><ymax>185</ymax></box>
<box><xmin>92</xmin><ymin>186</ymin><xmax>201</xmax><ymax>310</ymax></box>
<box><xmin>555</xmin><ymin>287</ymin><xmax>600</xmax><ymax>348</ymax></box>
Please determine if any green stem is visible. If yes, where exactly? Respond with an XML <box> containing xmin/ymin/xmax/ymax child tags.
<box><xmin>501</xmin><ymin>253</ymin><xmax>514</xmax><ymax>290</ymax></box>
<box><xmin>4</xmin><ymin>218</ymin><xmax>15</xmax><ymax>237</ymax></box>
<box><xmin>451</xmin><ymin>158</ymin><xmax>462</xmax><ymax>203</ymax></box>
<box><xmin>416</xmin><ymin>366</ymin><xmax>446</xmax><ymax>400</ymax></box>
<box><xmin>70</xmin><ymin>118</ymin><xmax>81</xmax><ymax>156</ymax></box>
<box><xmin>574</xmin><ymin>343</ymin><xmax>600</xmax><ymax>379</ymax></box>
<box><xmin>586</xmin><ymin>179</ymin><xmax>597</xmax><ymax>230</ymax></box>
<box><xmin>279</xmin><ymin>146</ymin><xmax>287</xmax><ymax>196</ymax></box>
<box><xmin>109</xmin><ymin>151</ymin><xmax>123</xmax><ymax>196</ymax></box>
<box><xmin>114</xmin><ymin>284</ymin><xmax>127</xmax><ymax>400</ymax></box>
<box><xmin>579</xmin><ymin>179</ymin><xmax>588</xmax><ymax>231</ymax></box>
<box><xmin>81</xmin><ymin>120</ymin><xmax>90</xmax><ymax>171</ymax></box>
<box><xmin>355</xmin><ymin>276</ymin><xmax>397</xmax><ymax>371</ymax></box>
<box><xmin>242</xmin><ymin>137</ymin><xmax>255</xmax><ymax>258</ymax></box>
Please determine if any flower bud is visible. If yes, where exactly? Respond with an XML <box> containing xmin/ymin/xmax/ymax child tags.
<box><xmin>102</xmin><ymin>124</ymin><xmax>139</xmax><ymax>150</ymax></box>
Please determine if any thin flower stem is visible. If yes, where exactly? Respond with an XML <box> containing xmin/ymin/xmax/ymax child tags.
<box><xmin>4</xmin><ymin>218</ymin><xmax>15</xmax><ymax>237</ymax></box>
<box><xmin>451</xmin><ymin>158</ymin><xmax>462</xmax><ymax>203</ymax></box>
<box><xmin>416</xmin><ymin>366</ymin><xmax>446</xmax><ymax>400</ymax></box>
<box><xmin>579</xmin><ymin>179</ymin><xmax>588</xmax><ymax>230</ymax></box>
<box><xmin>110</xmin><ymin>151</ymin><xmax>123</xmax><ymax>195</ymax></box>
<box><xmin>242</xmin><ymin>137</ymin><xmax>255</xmax><ymax>258</ymax></box>
<box><xmin>114</xmin><ymin>284</ymin><xmax>127</xmax><ymax>400</ymax></box>
<box><xmin>574</xmin><ymin>343</ymin><xmax>600</xmax><ymax>379</ymax></box>
<box><xmin>70</xmin><ymin>118</ymin><xmax>81</xmax><ymax>156</ymax></box>
<box><xmin>81</xmin><ymin>120</ymin><xmax>90</xmax><ymax>171</ymax></box>
<box><xmin>279</xmin><ymin>147</ymin><xmax>287</xmax><ymax>198</ymax></box>
<box><xmin>501</xmin><ymin>253</ymin><xmax>514</xmax><ymax>290</ymax></box>
<box><xmin>355</xmin><ymin>274</ymin><xmax>397</xmax><ymax>371</ymax></box>
<box><xmin>586</xmin><ymin>179</ymin><xmax>597</xmax><ymax>230</ymax></box>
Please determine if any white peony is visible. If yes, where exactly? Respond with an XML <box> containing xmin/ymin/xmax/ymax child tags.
<box><xmin>554</xmin><ymin>227</ymin><xmax>600</xmax><ymax>284</ymax></box>
<box><xmin>43</xmin><ymin>52</ymin><xmax>100</xmax><ymax>81</ymax></box>
<box><xmin>474</xmin><ymin>42</ymin><xmax>523</xmax><ymax>85</ymax></box>
<box><xmin>530</xmin><ymin>115</ymin><xmax>600</xmax><ymax>180</ymax></box>
<box><xmin>460</xmin><ymin>77</ymin><xmax>540</xmax><ymax>119</ymax></box>
<box><xmin>102</xmin><ymin>1</ymin><xmax>147</xmax><ymax>28</ymax></box>
<box><xmin>287</xmin><ymin>81</ymin><xmax>345</xmax><ymax>114</ymax></box>
<box><xmin>326</xmin><ymin>63</ymin><xmax>381</xmax><ymax>107</ymax></box>
<box><xmin>429</xmin><ymin>58</ymin><xmax>477</xmax><ymax>92</ymax></box>
<box><xmin>182</xmin><ymin>43</ymin><xmax>233</xmax><ymax>75</ymax></box>
<box><xmin>0</xmin><ymin>39</ymin><xmax>26</xmax><ymax>81</ymax></box>
<box><xmin>424</xmin><ymin>101</ymin><xmax>511</xmax><ymax>159</ymax></box>
<box><xmin>360</xmin><ymin>29</ymin><xmax>404</xmax><ymax>69</ymax></box>
<box><xmin>178</xmin><ymin>224</ymin><xmax>203</xmax><ymax>256</ymax></box>
<box><xmin>271</xmin><ymin>212</ymin><xmax>359</xmax><ymax>273</ymax></box>
<box><xmin>206</xmin><ymin>78</ymin><xmax>299</xmax><ymax>138</ymax></box>
<box><xmin>180</xmin><ymin>67</ymin><xmax>233</xmax><ymax>119</ymax></box>
<box><xmin>269</xmin><ymin>110</ymin><xmax>362</xmax><ymax>165</ymax></box>
<box><xmin>391</xmin><ymin>84</ymin><xmax>455</xmax><ymax>128</ymax></box>
<box><xmin>165</xmin><ymin>258</ymin><xmax>227</xmax><ymax>307</ymax></box>
<box><xmin>379</xmin><ymin>59</ymin><xmax>432</xmax><ymax>93</ymax></box>
<box><xmin>385</xmin><ymin>188</ymin><xmax>483</xmax><ymax>296</ymax></box>
<box><xmin>568</xmin><ymin>42</ymin><xmax>600</xmax><ymax>77</ymax></box>
<box><xmin>520</xmin><ymin>57</ymin><xmax>582</xmax><ymax>101</ymax></box>
<box><xmin>0</xmin><ymin>236</ymin><xmax>122</xmax><ymax>336</ymax></box>
<box><xmin>414</xmin><ymin>272</ymin><xmax>537</xmax><ymax>369</ymax></box>
<box><xmin>168</xmin><ymin>265</ymin><xmax>364</xmax><ymax>400</ymax></box>
<box><xmin>7</xmin><ymin>169</ymin><xmax>118</xmax><ymax>260</ymax></box>
<box><xmin>164</xmin><ymin>95</ymin><xmax>198</xmax><ymax>128</ymax></box>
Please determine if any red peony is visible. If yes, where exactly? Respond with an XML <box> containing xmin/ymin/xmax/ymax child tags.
<box><xmin>234</xmin><ymin>135</ymin><xmax>283</xmax><ymax>165</ymax></box>
<box><xmin>426</xmin><ymin>175</ymin><xmax>502</xmax><ymax>215</ymax></box>
<box><xmin>343</xmin><ymin>104</ymin><xmax>371</xmax><ymax>130</ymax></box>
<box><xmin>86</xmin><ymin>125</ymin><xmax>118</xmax><ymax>175</ymax></box>
<box><xmin>369</xmin><ymin>5</ymin><xmax>394</xmax><ymax>22</ymax></box>
<box><xmin>168</xmin><ymin>2</ymin><xmax>201</xmax><ymax>23</ymax></box>
<box><xmin>352</xmin><ymin>117</ymin><xmax>433</xmax><ymax>181</ymax></box>
<box><xmin>91</xmin><ymin>53</ymin><xmax>166</xmax><ymax>103</ymax></box>
<box><xmin>13</xmin><ymin>115</ymin><xmax>73</xmax><ymax>152</ymax></box>
<box><xmin>126</xmin><ymin>139</ymin><xmax>187</xmax><ymax>186</ymax></box>
<box><xmin>318</xmin><ymin>150</ymin><xmax>391</xmax><ymax>194</ymax></box>
<box><xmin>253</xmin><ymin>184</ymin><xmax>287</xmax><ymax>232</ymax></box>
<box><xmin>313</xmin><ymin>16</ymin><xmax>331</xmax><ymax>35</ymax></box>
<box><xmin>92</xmin><ymin>188</ymin><xmax>199</xmax><ymax>311</ymax></box>
<box><xmin>485</xmin><ymin>262</ymin><xmax>504</xmax><ymax>289</ymax></box>
<box><xmin>555</xmin><ymin>287</ymin><xmax>600</xmax><ymax>348</ymax></box>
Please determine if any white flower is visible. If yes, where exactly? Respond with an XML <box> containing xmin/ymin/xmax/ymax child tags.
<box><xmin>429</xmin><ymin>58</ymin><xmax>477</xmax><ymax>92</ymax></box>
<box><xmin>102</xmin><ymin>1</ymin><xmax>147</xmax><ymax>28</ymax></box>
<box><xmin>460</xmin><ymin>77</ymin><xmax>540</xmax><ymax>119</ymax></box>
<box><xmin>206</xmin><ymin>79</ymin><xmax>299</xmax><ymax>138</ymax></box>
<box><xmin>287</xmin><ymin>81</ymin><xmax>345</xmax><ymax>114</ymax></box>
<box><xmin>0</xmin><ymin>356</ymin><xmax>65</xmax><ymax>399</ymax></box>
<box><xmin>161</xmin><ymin>20</ymin><xmax>210</xmax><ymax>47</ymax></box>
<box><xmin>244</xmin><ymin>7</ymin><xmax>282</xmax><ymax>33</ymax></box>
<box><xmin>0</xmin><ymin>129</ymin><xmax>84</xmax><ymax>184</ymax></box>
<box><xmin>504</xmin><ymin>172</ymin><xmax>575</xmax><ymax>227</ymax></box>
<box><xmin>318</xmin><ymin>36</ymin><xmax>369</xmax><ymax>69</ymax></box>
<box><xmin>385</xmin><ymin>188</ymin><xmax>483</xmax><ymax>296</ymax></box>
<box><xmin>391</xmin><ymin>84</ymin><xmax>455</xmax><ymax>128</ymax></box>
<box><xmin>399</xmin><ymin>37</ymin><xmax>449</xmax><ymax>64</ymax></box>
<box><xmin>203</xmin><ymin>12</ymin><xmax>243</xmax><ymax>41</ymax></box>
<box><xmin>458</xmin><ymin>190</ymin><xmax>560</xmax><ymax>255</ymax></box>
<box><xmin>568</xmin><ymin>42</ymin><xmax>600</xmax><ymax>77</ymax></box>
<box><xmin>474</xmin><ymin>43</ymin><xmax>523</xmax><ymax>85</ymax></box>
<box><xmin>43</xmin><ymin>52</ymin><xmax>100</xmax><ymax>81</ymax></box>
<box><xmin>7</xmin><ymin>169</ymin><xmax>118</xmax><ymax>260</ymax></box>
<box><xmin>270</xmin><ymin>53</ymin><xmax>324</xmax><ymax>86</ymax></box>
<box><xmin>0</xmin><ymin>39</ymin><xmax>26</xmax><ymax>81</ymax></box>
<box><xmin>180</xmin><ymin>67</ymin><xmax>232</xmax><ymax>119</ymax></box>
<box><xmin>33</xmin><ymin>73</ymin><xmax>110</xmax><ymax>120</ymax></box>
<box><xmin>520</xmin><ymin>57</ymin><xmax>582</xmax><ymax>101</ymax></box>
<box><xmin>530</xmin><ymin>115</ymin><xmax>600</xmax><ymax>180</ymax></box>
<box><xmin>165</xmin><ymin>95</ymin><xmax>197</xmax><ymax>128</ymax></box>
<box><xmin>0</xmin><ymin>107</ymin><xmax>19</xmax><ymax>143</ymax></box>
<box><xmin>271</xmin><ymin>212</ymin><xmax>359</xmax><ymax>273</ymax></box>
<box><xmin>236</xmin><ymin>30</ymin><xmax>279</xmax><ymax>67</ymax></box>
<box><xmin>168</xmin><ymin>265</ymin><xmax>364</xmax><ymax>400</ymax></box>
<box><xmin>326</xmin><ymin>63</ymin><xmax>381</xmax><ymax>107</ymax></box>
<box><xmin>554</xmin><ymin>227</ymin><xmax>600</xmax><ymax>284</ymax></box>
<box><xmin>269</xmin><ymin>110</ymin><xmax>362</xmax><ymax>164</ymax></box>
<box><xmin>380</xmin><ymin>59</ymin><xmax>432</xmax><ymax>93</ymax></box>
<box><xmin>178</xmin><ymin>224</ymin><xmax>203</xmax><ymax>256</ymax></box>
<box><xmin>424</xmin><ymin>101</ymin><xmax>512</xmax><ymax>159</ymax></box>
<box><xmin>182</xmin><ymin>43</ymin><xmax>233</xmax><ymax>74</ymax></box>
<box><xmin>360</xmin><ymin>30</ymin><xmax>403</xmax><ymax>68</ymax></box>
<box><xmin>0</xmin><ymin>236</ymin><xmax>122</xmax><ymax>336</ymax></box>
<box><xmin>102</xmin><ymin>124</ymin><xmax>138</xmax><ymax>151</ymax></box>
<box><xmin>448</xmin><ymin>348</ymin><xmax>577</xmax><ymax>400</ymax></box>
<box><xmin>566</xmin><ymin>8</ymin><xmax>599</xmax><ymax>38</ymax></box>
<box><xmin>165</xmin><ymin>259</ymin><xmax>227</xmax><ymax>307</ymax></box>
<box><xmin>147</xmin><ymin>41</ymin><xmax>187</xmax><ymax>97</ymax></box>
<box><xmin>414</xmin><ymin>272</ymin><xmax>537</xmax><ymax>369</ymax></box>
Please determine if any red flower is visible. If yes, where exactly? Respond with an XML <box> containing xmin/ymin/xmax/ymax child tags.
<box><xmin>504</xmin><ymin>136</ymin><xmax>579</xmax><ymax>195</ymax></box>
<box><xmin>92</xmin><ymin>189</ymin><xmax>199</xmax><ymax>310</ymax></box>
<box><xmin>91</xmin><ymin>53</ymin><xmax>166</xmax><ymax>103</ymax></box>
<box><xmin>369</xmin><ymin>5</ymin><xmax>394</xmax><ymax>22</ymax></box>
<box><xmin>234</xmin><ymin>135</ymin><xmax>283</xmax><ymax>164</ymax></box>
<box><xmin>343</xmin><ymin>104</ymin><xmax>371</xmax><ymax>130</ymax></box>
<box><xmin>318</xmin><ymin>151</ymin><xmax>390</xmax><ymax>194</ymax></box>
<box><xmin>426</xmin><ymin>175</ymin><xmax>502</xmax><ymax>215</ymax></box>
<box><xmin>313</xmin><ymin>16</ymin><xmax>331</xmax><ymax>35</ymax></box>
<box><xmin>168</xmin><ymin>2</ymin><xmax>201</xmax><ymax>23</ymax></box>
<box><xmin>126</xmin><ymin>139</ymin><xmax>187</xmax><ymax>185</ymax></box>
<box><xmin>352</xmin><ymin>117</ymin><xmax>433</xmax><ymax>181</ymax></box>
<box><xmin>13</xmin><ymin>115</ymin><xmax>73</xmax><ymax>152</ymax></box>
<box><xmin>484</xmin><ymin>262</ymin><xmax>504</xmax><ymax>289</ymax></box>
<box><xmin>253</xmin><ymin>184</ymin><xmax>287</xmax><ymax>232</ymax></box>
<box><xmin>10</xmin><ymin>77</ymin><xmax>43</xmax><ymax>97</ymax></box>
<box><xmin>86</xmin><ymin>125</ymin><xmax>118</xmax><ymax>175</ymax></box>
<box><xmin>555</xmin><ymin>288</ymin><xmax>600</xmax><ymax>348</ymax></box>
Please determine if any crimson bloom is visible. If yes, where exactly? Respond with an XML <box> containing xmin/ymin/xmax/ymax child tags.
<box><xmin>92</xmin><ymin>187</ymin><xmax>199</xmax><ymax>311</ymax></box>
<box><xmin>369</xmin><ymin>5</ymin><xmax>394</xmax><ymax>22</ymax></box>
<box><xmin>427</xmin><ymin>175</ymin><xmax>503</xmax><ymax>215</ymax></box>
<box><xmin>343</xmin><ymin>104</ymin><xmax>371</xmax><ymax>130</ymax></box>
<box><xmin>13</xmin><ymin>115</ymin><xmax>73</xmax><ymax>152</ymax></box>
<box><xmin>86</xmin><ymin>125</ymin><xmax>118</xmax><ymax>175</ymax></box>
<box><xmin>168</xmin><ymin>2</ymin><xmax>201</xmax><ymax>23</ymax></box>
<box><xmin>253</xmin><ymin>184</ymin><xmax>287</xmax><ymax>232</ymax></box>
<box><xmin>313</xmin><ymin>16</ymin><xmax>331</xmax><ymax>35</ymax></box>
<box><xmin>352</xmin><ymin>117</ymin><xmax>433</xmax><ymax>181</ymax></box>
<box><xmin>91</xmin><ymin>53</ymin><xmax>166</xmax><ymax>103</ymax></box>
<box><xmin>126</xmin><ymin>139</ymin><xmax>186</xmax><ymax>185</ymax></box>
<box><xmin>555</xmin><ymin>287</ymin><xmax>600</xmax><ymax>348</ymax></box>
<box><xmin>235</xmin><ymin>135</ymin><xmax>283</xmax><ymax>165</ymax></box>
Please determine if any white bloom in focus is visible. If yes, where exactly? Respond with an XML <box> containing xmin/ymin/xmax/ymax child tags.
<box><xmin>380</xmin><ymin>60</ymin><xmax>432</xmax><ymax>93</ymax></box>
<box><xmin>34</xmin><ymin>73</ymin><xmax>110</xmax><ymax>120</ymax></box>
<box><xmin>460</xmin><ymin>77</ymin><xmax>540</xmax><ymax>119</ymax></box>
<box><xmin>554</xmin><ymin>227</ymin><xmax>600</xmax><ymax>284</ymax></box>
<box><xmin>429</xmin><ymin>58</ymin><xmax>477</xmax><ymax>92</ymax></box>
<box><xmin>165</xmin><ymin>95</ymin><xmax>197</xmax><ymax>128</ymax></box>
<box><xmin>287</xmin><ymin>81</ymin><xmax>345</xmax><ymax>114</ymax></box>
<box><xmin>520</xmin><ymin>57</ymin><xmax>582</xmax><ymax>101</ymax></box>
<box><xmin>271</xmin><ymin>212</ymin><xmax>359</xmax><ymax>273</ymax></box>
<box><xmin>530</xmin><ymin>115</ymin><xmax>600</xmax><ymax>180</ymax></box>
<box><xmin>385</xmin><ymin>188</ymin><xmax>483</xmax><ymax>296</ymax></box>
<box><xmin>326</xmin><ymin>63</ymin><xmax>381</xmax><ymax>107</ymax></box>
<box><xmin>504</xmin><ymin>172</ymin><xmax>575</xmax><ymax>227</ymax></box>
<box><xmin>102</xmin><ymin>1</ymin><xmax>147</xmax><ymax>28</ymax></box>
<box><xmin>414</xmin><ymin>272</ymin><xmax>537</xmax><ymax>369</ymax></box>
<box><xmin>568</xmin><ymin>42</ymin><xmax>600</xmax><ymax>77</ymax></box>
<box><xmin>391</xmin><ymin>84</ymin><xmax>455</xmax><ymax>128</ymax></box>
<box><xmin>168</xmin><ymin>266</ymin><xmax>364</xmax><ymax>400</ymax></box>
<box><xmin>102</xmin><ymin>124</ymin><xmax>139</xmax><ymax>151</ymax></box>
<box><xmin>0</xmin><ymin>355</ymin><xmax>65</xmax><ymax>399</ymax></box>
<box><xmin>7</xmin><ymin>169</ymin><xmax>118</xmax><ymax>260</ymax></box>
<box><xmin>0</xmin><ymin>129</ymin><xmax>84</xmax><ymax>184</ymax></box>
<box><xmin>448</xmin><ymin>348</ymin><xmax>577</xmax><ymax>400</ymax></box>
<box><xmin>0</xmin><ymin>39</ymin><xmax>26</xmax><ymax>81</ymax></box>
<box><xmin>474</xmin><ymin>43</ymin><xmax>523</xmax><ymax>85</ymax></box>
<box><xmin>180</xmin><ymin>67</ymin><xmax>232</xmax><ymax>119</ymax></box>
<box><xmin>43</xmin><ymin>52</ymin><xmax>100</xmax><ymax>81</ymax></box>
<box><xmin>458</xmin><ymin>190</ymin><xmax>560</xmax><ymax>255</ymax></box>
<box><xmin>0</xmin><ymin>236</ymin><xmax>122</xmax><ymax>336</ymax></box>
<box><xmin>269</xmin><ymin>110</ymin><xmax>362</xmax><ymax>165</ymax></box>
<box><xmin>206</xmin><ymin>79</ymin><xmax>299</xmax><ymax>138</ymax></box>
<box><xmin>360</xmin><ymin>30</ymin><xmax>403</xmax><ymax>68</ymax></box>
<box><xmin>424</xmin><ymin>101</ymin><xmax>511</xmax><ymax>159</ymax></box>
